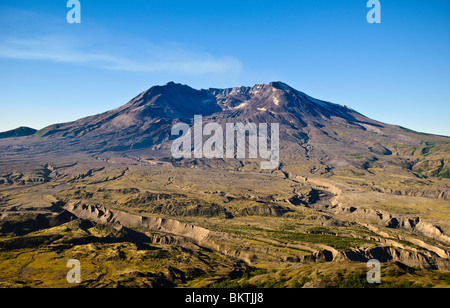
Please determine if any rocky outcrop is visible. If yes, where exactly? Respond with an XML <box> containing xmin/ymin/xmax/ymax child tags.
<box><xmin>334</xmin><ymin>204</ymin><xmax>450</xmax><ymax>247</ymax></box>
<box><xmin>375</xmin><ymin>187</ymin><xmax>450</xmax><ymax>201</ymax></box>
<box><xmin>0</xmin><ymin>211</ymin><xmax>77</xmax><ymax>236</ymax></box>
<box><xmin>124</xmin><ymin>192</ymin><xmax>232</xmax><ymax>218</ymax></box>
<box><xmin>63</xmin><ymin>201</ymin><xmax>450</xmax><ymax>270</ymax></box>
<box><xmin>303</xmin><ymin>246</ymin><xmax>450</xmax><ymax>270</ymax></box>
<box><xmin>64</xmin><ymin>201</ymin><xmax>258</xmax><ymax>264</ymax></box>
<box><xmin>239</xmin><ymin>204</ymin><xmax>290</xmax><ymax>217</ymax></box>
<box><xmin>64</xmin><ymin>201</ymin><xmax>211</xmax><ymax>243</ymax></box>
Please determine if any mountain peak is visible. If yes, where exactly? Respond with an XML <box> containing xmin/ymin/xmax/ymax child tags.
<box><xmin>163</xmin><ymin>81</ymin><xmax>186</xmax><ymax>88</ymax></box>
<box><xmin>206</xmin><ymin>82</ymin><xmax>294</xmax><ymax>98</ymax></box>
<box><xmin>268</xmin><ymin>81</ymin><xmax>294</xmax><ymax>91</ymax></box>
<box><xmin>148</xmin><ymin>81</ymin><xmax>190</xmax><ymax>93</ymax></box>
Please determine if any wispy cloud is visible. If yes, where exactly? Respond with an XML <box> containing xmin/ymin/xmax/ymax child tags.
<box><xmin>0</xmin><ymin>9</ymin><xmax>242</xmax><ymax>79</ymax></box>
<box><xmin>0</xmin><ymin>34</ymin><xmax>242</xmax><ymax>77</ymax></box>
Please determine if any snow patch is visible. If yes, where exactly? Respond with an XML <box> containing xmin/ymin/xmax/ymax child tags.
<box><xmin>233</xmin><ymin>102</ymin><xmax>247</xmax><ymax>109</ymax></box>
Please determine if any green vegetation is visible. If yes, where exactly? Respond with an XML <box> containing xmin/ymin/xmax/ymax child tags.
<box><xmin>0</xmin><ymin>219</ymin><xmax>249</xmax><ymax>288</ymax></box>
<box><xmin>433</xmin><ymin>271</ymin><xmax>450</xmax><ymax>284</ymax></box>
<box><xmin>400</xmin><ymin>127</ymin><xmax>432</xmax><ymax>136</ymax></box>
<box><xmin>262</xmin><ymin>229</ymin><xmax>369</xmax><ymax>250</ymax></box>
<box><xmin>307</xmin><ymin>227</ymin><xmax>334</xmax><ymax>234</ymax></box>
<box><xmin>205</xmin><ymin>264</ymin><xmax>450</xmax><ymax>289</ymax></box>
<box><xmin>436</xmin><ymin>165</ymin><xmax>450</xmax><ymax>179</ymax></box>
<box><xmin>330</xmin><ymin>271</ymin><xmax>427</xmax><ymax>288</ymax></box>
<box><xmin>347</xmin><ymin>153</ymin><xmax>364</xmax><ymax>159</ymax></box>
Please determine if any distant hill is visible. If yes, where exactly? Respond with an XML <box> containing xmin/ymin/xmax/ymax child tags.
<box><xmin>0</xmin><ymin>127</ymin><xmax>37</xmax><ymax>139</ymax></box>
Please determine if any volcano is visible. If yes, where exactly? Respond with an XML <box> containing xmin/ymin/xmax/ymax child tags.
<box><xmin>0</xmin><ymin>81</ymin><xmax>449</xmax><ymax>178</ymax></box>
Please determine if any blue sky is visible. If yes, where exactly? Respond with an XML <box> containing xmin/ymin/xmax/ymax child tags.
<box><xmin>0</xmin><ymin>0</ymin><xmax>449</xmax><ymax>136</ymax></box>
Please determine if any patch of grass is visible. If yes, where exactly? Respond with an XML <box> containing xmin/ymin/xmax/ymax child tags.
<box><xmin>400</xmin><ymin>127</ymin><xmax>432</xmax><ymax>136</ymax></box>
<box><xmin>326</xmin><ymin>270</ymin><xmax>427</xmax><ymax>288</ymax></box>
<box><xmin>263</xmin><ymin>229</ymin><xmax>369</xmax><ymax>250</ymax></box>
<box><xmin>347</xmin><ymin>153</ymin><xmax>364</xmax><ymax>159</ymax></box>
<box><xmin>208</xmin><ymin>279</ymin><xmax>254</xmax><ymax>289</ymax></box>
<box><xmin>433</xmin><ymin>271</ymin><xmax>450</xmax><ymax>284</ymax></box>
<box><xmin>307</xmin><ymin>227</ymin><xmax>334</xmax><ymax>235</ymax></box>
<box><xmin>291</xmin><ymin>276</ymin><xmax>313</xmax><ymax>288</ymax></box>
<box><xmin>437</xmin><ymin>169</ymin><xmax>450</xmax><ymax>179</ymax></box>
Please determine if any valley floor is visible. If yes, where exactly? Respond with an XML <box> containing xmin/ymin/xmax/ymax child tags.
<box><xmin>0</xmin><ymin>156</ymin><xmax>449</xmax><ymax>288</ymax></box>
